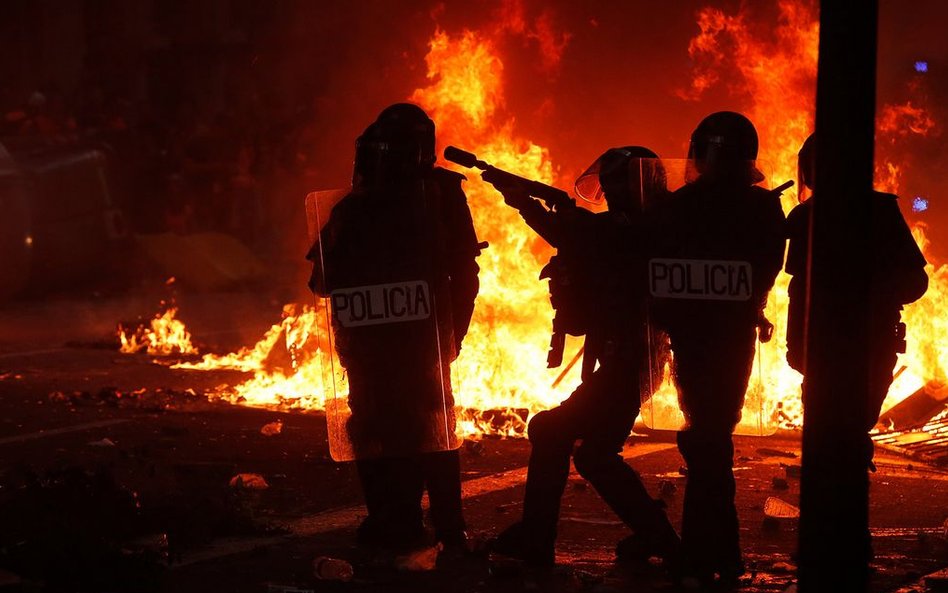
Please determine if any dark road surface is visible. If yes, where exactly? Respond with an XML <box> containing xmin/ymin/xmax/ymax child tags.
<box><xmin>1</xmin><ymin>293</ymin><xmax>946</xmax><ymax>592</ymax></box>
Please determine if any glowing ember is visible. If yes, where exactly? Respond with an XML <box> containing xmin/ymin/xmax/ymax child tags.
<box><xmin>118</xmin><ymin>305</ymin><xmax>198</xmax><ymax>356</ymax></box>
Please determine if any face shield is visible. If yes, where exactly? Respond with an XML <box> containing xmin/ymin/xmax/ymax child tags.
<box><xmin>574</xmin><ymin>147</ymin><xmax>667</xmax><ymax>209</ymax></box>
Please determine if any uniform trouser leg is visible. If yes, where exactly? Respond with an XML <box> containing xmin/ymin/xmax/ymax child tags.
<box><xmin>422</xmin><ymin>449</ymin><xmax>466</xmax><ymax>539</ymax></box>
<box><xmin>356</xmin><ymin>457</ymin><xmax>425</xmax><ymax>546</ymax></box>
<box><xmin>574</xmin><ymin>437</ymin><xmax>678</xmax><ymax>549</ymax></box>
<box><xmin>798</xmin><ymin>348</ymin><xmax>895</xmax><ymax>592</ymax></box>
<box><xmin>677</xmin><ymin>429</ymin><xmax>740</xmax><ymax>574</ymax></box>
<box><xmin>520</xmin><ymin>406</ymin><xmax>576</xmax><ymax>547</ymax></box>
<box><xmin>570</xmin><ymin>361</ymin><xmax>676</xmax><ymax>545</ymax></box>
<box><xmin>672</xmin><ymin>328</ymin><xmax>755</xmax><ymax>576</ymax></box>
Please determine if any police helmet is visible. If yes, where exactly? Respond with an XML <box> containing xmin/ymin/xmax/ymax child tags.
<box><xmin>353</xmin><ymin>103</ymin><xmax>436</xmax><ymax>188</ymax></box>
<box><xmin>688</xmin><ymin>111</ymin><xmax>764</xmax><ymax>183</ymax></box>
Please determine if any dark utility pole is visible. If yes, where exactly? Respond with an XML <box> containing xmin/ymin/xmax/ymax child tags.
<box><xmin>799</xmin><ymin>1</ymin><xmax>878</xmax><ymax>592</ymax></box>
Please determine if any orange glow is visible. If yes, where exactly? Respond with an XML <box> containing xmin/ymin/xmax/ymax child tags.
<box><xmin>120</xmin><ymin>0</ymin><xmax>947</xmax><ymax>439</ymax></box>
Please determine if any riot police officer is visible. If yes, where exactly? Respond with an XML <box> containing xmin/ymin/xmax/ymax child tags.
<box><xmin>490</xmin><ymin>147</ymin><xmax>681</xmax><ymax>569</ymax></box>
<box><xmin>650</xmin><ymin>112</ymin><xmax>786</xmax><ymax>585</ymax></box>
<box><xmin>308</xmin><ymin>103</ymin><xmax>481</xmax><ymax>552</ymax></box>
<box><xmin>786</xmin><ymin>133</ymin><xmax>928</xmax><ymax>567</ymax></box>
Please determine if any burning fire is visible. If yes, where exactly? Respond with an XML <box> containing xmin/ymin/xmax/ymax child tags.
<box><xmin>118</xmin><ymin>305</ymin><xmax>197</xmax><ymax>356</ymax></box>
<box><xmin>121</xmin><ymin>0</ymin><xmax>947</xmax><ymax>439</ymax></box>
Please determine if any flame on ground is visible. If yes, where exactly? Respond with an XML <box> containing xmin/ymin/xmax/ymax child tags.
<box><xmin>118</xmin><ymin>306</ymin><xmax>198</xmax><ymax>356</ymax></box>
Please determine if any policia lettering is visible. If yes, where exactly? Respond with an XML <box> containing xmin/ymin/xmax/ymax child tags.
<box><xmin>330</xmin><ymin>281</ymin><xmax>431</xmax><ymax>328</ymax></box>
<box><xmin>649</xmin><ymin>258</ymin><xmax>752</xmax><ymax>301</ymax></box>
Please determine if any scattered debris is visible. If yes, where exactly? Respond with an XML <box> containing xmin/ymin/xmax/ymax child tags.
<box><xmin>313</xmin><ymin>556</ymin><xmax>354</xmax><ymax>581</ymax></box>
<box><xmin>46</xmin><ymin>386</ymin><xmax>210</xmax><ymax>412</ymax></box>
<box><xmin>464</xmin><ymin>439</ymin><xmax>486</xmax><ymax>456</ymax></box>
<box><xmin>772</xmin><ymin>477</ymin><xmax>790</xmax><ymax>491</ymax></box>
<box><xmin>783</xmin><ymin>463</ymin><xmax>802</xmax><ymax>479</ymax></box>
<box><xmin>764</xmin><ymin>497</ymin><xmax>800</xmax><ymax>519</ymax></box>
<box><xmin>874</xmin><ymin>406</ymin><xmax>948</xmax><ymax>466</ymax></box>
<box><xmin>260</xmin><ymin>420</ymin><xmax>283</xmax><ymax>436</ymax></box>
<box><xmin>757</xmin><ymin>448</ymin><xmax>798</xmax><ymax>459</ymax></box>
<box><xmin>769</xmin><ymin>561</ymin><xmax>797</xmax><ymax>573</ymax></box>
<box><xmin>394</xmin><ymin>543</ymin><xmax>441</xmax><ymax>572</ymax></box>
<box><xmin>229</xmin><ymin>473</ymin><xmax>269</xmax><ymax>490</ymax></box>
<box><xmin>659</xmin><ymin>479</ymin><xmax>678</xmax><ymax>497</ymax></box>
<box><xmin>878</xmin><ymin>381</ymin><xmax>948</xmax><ymax>431</ymax></box>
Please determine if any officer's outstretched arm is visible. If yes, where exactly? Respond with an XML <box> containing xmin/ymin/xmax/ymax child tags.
<box><xmin>496</xmin><ymin>185</ymin><xmax>566</xmax><ymax>248</ymax></box>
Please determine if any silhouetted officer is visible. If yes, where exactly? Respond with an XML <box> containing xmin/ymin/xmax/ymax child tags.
<box><xmin>490</xmin><ymin>147</ymin><xmax>680</xmax><ymax>568</ymax></box>
<box><xmin>650</xmin><ymin>112</ymin><xmax>786</xmax><ymax>585</ymax></box>
<box><xmin>787</xmin><ymin>133</ymin><xmax>927</xmax><ymax>563</ymax></box>
<box><xmin>308</xmin><ymin>103</ymin><xmax>480</xmax><ymax>551</ymax></box>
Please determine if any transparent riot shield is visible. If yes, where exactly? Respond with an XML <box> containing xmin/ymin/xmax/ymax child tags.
<box><xmin>306</xmin><ymin>188</ymin><xmax>461</xmax><ymax>461</ymax></box>
<box><xmin>635</xmin><ymin>158</ymin><xmax>785</xmax><ymax>437</ymax></box>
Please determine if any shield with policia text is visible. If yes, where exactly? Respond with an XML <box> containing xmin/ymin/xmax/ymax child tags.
<box><xmin>305</xmin><ymin>188</ymin><xmax>461</xmax><ymax>461</ymax></box>
<box><xmin>609</xmin><ymin>158</ymin><xmax>782</xmax><ymax>436</ymax></box>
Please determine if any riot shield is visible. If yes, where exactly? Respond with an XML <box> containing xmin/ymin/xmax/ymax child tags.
<box><xmin>306</xmin><ymin>187</ymin><xmax>461</xmax><ymax>461</ymax></box>
<box><xmin>635</xmin><ymin>158</ymin><xmax>784</xmax><ymax>437</ymax></box>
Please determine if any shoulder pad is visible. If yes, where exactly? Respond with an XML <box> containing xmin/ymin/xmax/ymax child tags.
<box><xmin>873</xmin><ymin>191</ymin><xmax>899</xmax><ymax>202</ymax></box>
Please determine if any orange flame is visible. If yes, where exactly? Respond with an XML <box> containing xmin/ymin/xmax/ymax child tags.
<box><xmin>118</xmin><ymin>306</ymin><xmax>198</xmax><ymax>356</ymax></box>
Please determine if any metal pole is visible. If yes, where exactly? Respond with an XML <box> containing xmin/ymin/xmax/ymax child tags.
<box><xmin>799</xmin><ymin>1</ymin><xmax>878</xmax><ymax>591</ymax></box>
